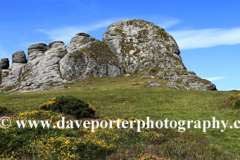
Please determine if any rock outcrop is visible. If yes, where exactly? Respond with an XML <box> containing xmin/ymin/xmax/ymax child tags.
<box><xmin>0</xmin><ymin>58</ymin><xmax>9</xmax><ymax>69</ymax></box>
<box><xmin>12</xmin><ymin>51</ymin><xmax>27</xmax><ymax>63</ymax></box>
<box><xmin>0</xmin><ymin>19</ymin><xmax>217</xmax><ymax>92</ymax></box>
<box><xmin>0</xmin><ymin>33</ymin><xmax>124</xmax><ymax>92</ymax></box>
<box><xmin>60</xmin><ymin>33</ymin><xmax>124</xmax><ymax>81</ymax></box>
<box><xmin>103</xmin><ymin>19</ymin><xmax>216</xmax><ymax>90</ymax></box>
<box><xmin>28</xmin><ymin>43</ymin><xmax>48</xmax><ymax>61</ymax></box>
<box><xmin>103</xmin><ymin>19</ymin><xmax>186</xmax><ymax>74</ymax></box>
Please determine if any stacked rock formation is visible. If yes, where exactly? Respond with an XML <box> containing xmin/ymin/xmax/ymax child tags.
<box><xmin>60</xmin><ymin>33</ymin><xmax>124</xmax><ymax>81</ymax></box>
<box><xmin>0</xmin><ymin>58</ymin><xmax>9</xmax><ymax>69</ymax></box>
<box><xmin>11</xmin><ymin>51</ymin><xmax>27</xmax><ymax>69</ymax></box>
<box><xmin>0</xmin><ymin>33</ymin><xmax>124</xmax><ymax>91</ymax></box>
<box><xmin>28</xmin><ymin>43</ymin><xmax>48</xmax><ymax>61</ymax></box>
<box><xmin>12</xmin><ymin>51</ymin><xmax>27</xmax><ymax>63</ymax></box>
<box><xmin>0</xmin><ymin>19</ymin><xmax>217</xmax><ymax>92</ymax></box>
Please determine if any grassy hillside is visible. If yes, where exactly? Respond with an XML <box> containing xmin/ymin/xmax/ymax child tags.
<box><xmin>0</xmin><ymin>76</ymin><xmax>239</xmax><ymax>159</ymax></box>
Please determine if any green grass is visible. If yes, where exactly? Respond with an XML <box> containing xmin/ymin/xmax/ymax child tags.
<box><xmin>0</xmin><ymin>76</ymin><xmax>240</xmax><ymax>159</ymax></box>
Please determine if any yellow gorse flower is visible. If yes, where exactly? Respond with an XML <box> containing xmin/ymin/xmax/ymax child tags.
<box><xmin>234</xmin><ymin>93</ymin><xmax>240</xmax><ymax>98</ymax></box>
<box><xmin>88</xmin><ymin>103</ymin><xmax>96</xmax><ymax>112</ymax></box>
<box><xmin>39</xmin><ymin>97</ymin><xmax>56</xmax><ymax>109</ymax></box>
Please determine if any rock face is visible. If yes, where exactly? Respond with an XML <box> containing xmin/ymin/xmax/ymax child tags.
<box><xmin>103</xmin><ymin>19</ymin><xmax>186</xmax><ymax>73</ymax></box>
<box><xmin>1</xmin><ymin>41</ymin><xmax>68</xmax><ymax>91</ymax></box>
<box><xmin>0</xmin><ymin>58</ymin><xmax>9</xmax><ymax>69</ymax></box>
<box><xmin>60</xmin><ymin>33</ymin><xmax>124</xmax><ymax>81</ymax></box>
<box><xmin>103</xmin><ymin>19</ymin><xmax>216</xmax><ymax>91</ymax></box>
<box><xmin>0</xmin><ymin>19</ymin><xmax>217</xmax><ymax>92</ymax></box>
<box><xmin>28</xmin><ymin>43</ymin><xmax>48</xmax><ymax>61</ymax></box>
<box><xmin>12</xmin><ymin>51</ymin><xmax>27</xmax><ymax>63</ymax></box>
<box><xmin>0</xmin><ymin>33</ymin><xmax>124</xmax><ymax>92</ymax></box>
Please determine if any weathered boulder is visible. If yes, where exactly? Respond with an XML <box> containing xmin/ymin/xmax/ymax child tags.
<box><xmin>12</xmin><ymin>51</ymin><xmax>27</xmax><ymax>63</ymax></box>
<box><xmin>103</xmin><ymin>19</ymin><xmax>216</xmax><ymax>90</ymax></box>
<box><xmin>158</xmin><ymin>70</ymin><xmax>217</xmax><ymax>90</ymax></box>
<box><xmin>145</xmin><ymin>81</ymin><xmax>161</xmax><ymax>87</ymax></box>
<box><xmin>60</xmin><ymin>33</ymin><xmax>124</xmax><ymax>81</ymax></box>
<box><xmin>0</xmin><ymin>58</ymin><xmax>9</xmax><ymax>69</ymax></box>
<box><xmin>76</xmin><ymin>32</ymin><xmax>90</xmax><ymax>37</ymax></box>
<box><xmin>28</xmin><ymin>43</ymin><xmax>48</xmax><ymax>61</ymax></box>
<box><xmin>18</xmin><ymin>41</ymin><xmax>68</xmax><ymax>90</ymax></box>
<box><xmin>103</xmin><ymin>19</ymin><xmax>186</xmax><ymax>74</ymax></box>
<box><xmin>49</xmin><ymin>41</ymin><xmax>65</xmax><ymax>48</ymax></box>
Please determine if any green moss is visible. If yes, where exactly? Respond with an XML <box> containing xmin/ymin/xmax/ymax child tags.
<box><xmin>114</xmin><ymin>28</ymin><xmax>126</xmax><ymax>37</ymax></box>
<box><xmin>151</xmin><ymin>59</ymin><xmax>155</xmax><ymax>64</ymax></box>
<box><xmin>132</xmin><ymin>49</ymin><xmax>141</xmax><ymax>55</ymax></box>
<box><xmin>18</xmin><ymin>76</ymin><xmax>21</xmax><ymax>83</ymax></box>
<box><xmin>199</xmin><ymin>78</ymin><xmax>211</xmax><ymax>85</ymax></box>
<box><xmin>187</xmin><ymin>71</ymin><xmax>196</xmax><ymax>76</ymax></box>
<box><xmin>22</xmin><ymin>68</ymin><xmax>32</xmax><ymax>81</ymax></box>
<box><xmin>174</xmin><ymin>70</ymin><xmax>187</xmax><ymax>75</ymax></box>
<box><xmin>120</xmin><ymin>41</ymin><xmax>135</xmax><ymax>56</ymax></box>
<box><xmin>78</xmin><ymin>48</ymin><xmax>93</xmax><ymax>56</ymax></box>
<box><xmin>2</xmin><ymin>71</ymin><xmax>9</xmax><ymax>77</ymax></box>
<box><xmin>149</xmin><ymin>68</ymin><xmax>159</xmax><ymax>75</ymax></box>
<box><xmin>104</xmin><ymin>42</ymin><xmax>109</xmax><ymax>47</ymax></box>
<box><xmin>163</xmin><ymin>71</ymin><xmax>169</xmax><ymax>76</ymax></box>
<box><xmin>70</xmin><ymin>41</ymin><xmax>120</xmax><ymax>67</ymax></box>
<box><xmin>59</xmin><ymin>71</ymin><xmax>63</xmax><ymax>79</ymax></box>
<box><xmin>155</xmin><ymin>29</ymin><xmax>168</xmax><ymax>40</ymax></box>
<box><xmin>49</xmin><ymin>82</ymin><xmax>54</xmax><ymax>87</ymax></box>
<box><xmin>3</xmin><ymin>86</ymin><xmax>13</xmax><ymax>91</ymax></box>
<box><xmin>136</xmin><ymin>29</ymin><xmax>149</xmax><ymax>39</ymax></box>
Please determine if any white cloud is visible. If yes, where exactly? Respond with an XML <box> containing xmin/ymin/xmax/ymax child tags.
<box><xmin>169</xmin><ymin>28</ymin><xmax>240</xmax><ymax>50</ymax></box>
<box><xmin>37</xmin><ymin>18</ymin><xmax>240</xmax><ymax>51</ymax></box>
<box><xmin>38</xmin><ymin>20</ymin><xmax>114</xmax><ymax>44</ymax></box>
<box><xmin>158</xmin><ymin>20</ymin><xmax>180</xmax><ymax>29</ymax></box>
<box><xmin>201</xmin><ymin>77</ymin><xmax>225</xmax><ymax>81</ymax></box>
<box><xmin>38</xmin><ymin>17</ymin><xmax>181</xmax><ymax>45</ymax></box>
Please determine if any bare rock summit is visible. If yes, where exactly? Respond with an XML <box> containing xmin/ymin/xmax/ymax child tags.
<box><xmin>0</xmin><ymin>19</ymin><xmax>217</xmax><ymax>92</ymax></box>
<box><xmin>103</xmin><ymin>19</ymin><xmax>186</xmax><ymax>73</ymax></box>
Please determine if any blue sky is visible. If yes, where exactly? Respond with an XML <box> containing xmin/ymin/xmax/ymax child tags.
<box><xmin>0</xmin><ymin>0</ymin><xmax>239</xmax><ymax>91</ymax></box>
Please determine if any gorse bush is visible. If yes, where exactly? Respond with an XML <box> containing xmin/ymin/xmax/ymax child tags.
<box><xmin>0</xmin><ymin>111</ymin><xmax>114</xmax><ymax>159</ymax></box>
<box><xmin>0</xmin><ymin>105</ymin><xmax>12</xmax><ymax>116</ymax></box>
<box><xmin>231</xmin><ymin>93</ymin><xmax>240</xmax><ymax>109</ymax></box>
<box><xmin>0</xmin><ymin>112</ymin><xmax>235</xmax><ymax>159</ymax></box>
<box><xmin>232</xmin><ymin>100</ymin><xmax>240</xmax><ymax>109</ymax></box>
<box><xmin>39</xmin><ymin>95</ymin><xmax>96</xmax><ymax>119</ymax></box>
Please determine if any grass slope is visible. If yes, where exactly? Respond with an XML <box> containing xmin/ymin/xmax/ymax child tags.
<box><xmin>0</xmin><ymin>76</ymin><xmax>239</xmax><ymax>159</ymax></box>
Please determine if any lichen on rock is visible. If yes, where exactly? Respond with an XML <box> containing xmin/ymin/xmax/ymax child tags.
<box><xmin>103</xmin><ymin>19</ymin><xmax>186</xmax><ymax>74</ymax></box>
<box><xmin>60</xmin><ymin>33</ymin><xmax>124</xmax><ymax>81</ymax></box>
<box><xmin>103</xmin><ymin>19</ymin><xmax>216</xmax><ymax>90</ymax></box>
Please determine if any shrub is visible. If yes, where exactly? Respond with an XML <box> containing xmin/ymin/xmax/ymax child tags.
<box><xmin>230</xmin><ymin>93</ymin><xmax>240</xmax><ymax>109</ymax></box>
<box><xmin>0</xmin><ymin>105</ymin><xmax>12</xmax><ymax>116</ymax></box>
<box><xmin>40</xmin><ymin>95</ymin><xmax>96</xmax><ymax>119</ymax></box>
<box><xmin>232</xmin><ymin>99</ymin><xmax>240</xmax><ymax>109</ymax></box>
